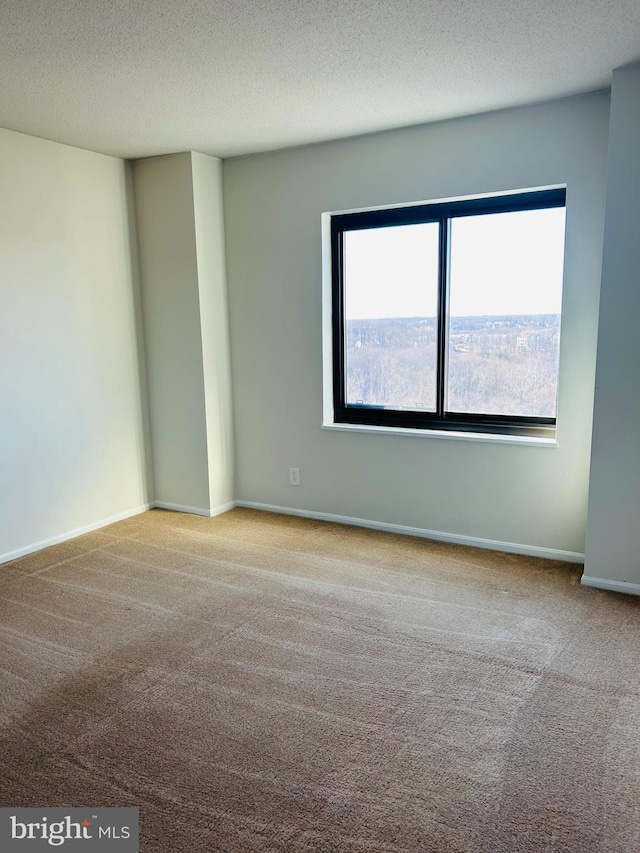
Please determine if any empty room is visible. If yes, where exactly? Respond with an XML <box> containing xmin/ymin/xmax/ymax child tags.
<box><xmin>1</xmin><ymin>1</ymin><xmax>640</xmax><ymax>851</ymax></box>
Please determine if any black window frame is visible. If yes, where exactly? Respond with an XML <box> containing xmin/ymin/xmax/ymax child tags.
<box><xmin>331</xmin><ymin>188</ymin><xmax>566</xmax><ymax>438</ymax></box>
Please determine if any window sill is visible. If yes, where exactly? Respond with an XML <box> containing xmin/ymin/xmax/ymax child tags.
<box><xmin>321</xmin><ymin>422</ymin><xmax>557</xmax><ymax>447</ymax></box>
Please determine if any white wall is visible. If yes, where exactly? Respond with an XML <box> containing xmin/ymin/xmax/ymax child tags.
<box><xmin>224</xmin><ymin>93</ymin><xmax>610</xmax><ymax>557</ymax></box>
<box><xmin>0</xmin><ymin>127</ymin><xmax>151</xmax><ymax>560</ymax></box>
<box><xmin>584</xmin><ymin>64</ymin><xmax>640</xmax><ymax>590</ymax></box>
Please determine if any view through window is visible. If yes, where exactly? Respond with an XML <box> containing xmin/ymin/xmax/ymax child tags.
<box><xmin>332</xmin><ymin>189</ymin><xmax>566</xmax><ymax>436</ymax></box>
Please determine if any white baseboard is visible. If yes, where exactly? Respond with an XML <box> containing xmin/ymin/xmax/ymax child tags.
<box><xmin>152</xmin><ymin>500</ymin><xmax>237</xmax><ymax>518</ymax></box>
<box><xmin>580</xmin><ymin>575</ymin><xmax>640</xmax><ymax>596</ymax></box>
<box><xmin>0</xmin><ymin>503</ymin><xmax>152</xmax><ymax>566</ymax></box>
<box><xmin>236</xmin><ymin>501</ymin><xmax>585</xmax><ymax>563</ymax></box>
<box><xmin>1</xmin><ymin>496</ymin><xmax>584</xmax><ymax>570</ymax></box>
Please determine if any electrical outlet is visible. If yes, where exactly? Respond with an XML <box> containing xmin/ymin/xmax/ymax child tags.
<box><xmin>289</xmin><ymin>467</ymin><xmax>301</xmax><ymax>486</ymax></box>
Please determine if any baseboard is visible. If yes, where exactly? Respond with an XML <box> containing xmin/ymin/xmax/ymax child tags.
<box><xmin>152</xmin><ymin>500</ymin><xmax>237</xmax><ymax>518</ymax></box>
<box><xmin>236</xmin><ymin>501</ymin><xmax>585</xmax><ymax>563</ymax></box>
<box><xmin>0</xmin><ymin>503</ymin><xmax>152</xmax><ymax>566</ymax></box>
<box><xmin>1</xmin><ymin>496</ymin><xmax>585</xmax><ymax>569</ymax></box>
<box><xmin>580</xmin><ymin>575</ymin><xmax>640</xmax><ymax>596</ymax></box>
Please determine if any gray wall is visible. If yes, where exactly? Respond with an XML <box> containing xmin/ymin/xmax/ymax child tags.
<box><xmin>133</xmin><ymin>153</ymin><xmax>211</xmax><ymax>512</ymax></box>
<box><xmin>133</xmin><ymin>152</ymin><xmax>235</xmax><ymax>515</ymax></box>
<box><xmin>584</xmin><ymin>64</ymin><xmax>640</xmax><ymax>589</ymax></box>
<box><xmin>1</xmin><ymin>89</ymin><xmax>627</xmax><ymax>574</ymax></box>
<box><xmin>223</xmin><ymin>93</ymin><xmax>610</xmax><ymax>557</ymax></box>
<box><xmin>0</xmin><ymin>127</ymin><xmax>151</xmax><ymax>560</ymax></box>
<box><xmin>192</xmin><ymin>152</ymin><xmax>235</xmax><ymax>511</ymax></box>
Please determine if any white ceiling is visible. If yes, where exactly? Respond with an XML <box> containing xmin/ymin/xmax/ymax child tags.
<box><xmin>0</xmin><ymin>0</ymin><xmax>638</xmax><ymax>160</ymax></box>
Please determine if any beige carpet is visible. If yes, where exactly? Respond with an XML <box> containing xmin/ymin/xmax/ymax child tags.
<box><xmin>1</xmin><ymin>508</ymin><xmax>639</xmax><ymax>852</ymax></box>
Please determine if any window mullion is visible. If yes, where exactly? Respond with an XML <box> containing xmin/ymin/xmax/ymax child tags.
<box><xmin>436</xmin><ymin>217</ymin><xmax>450</xmax><ymax>417</ymax></box>
<box><xmin>333</xmin><ymin>225</ymin><xmax>346</xmax><ymax>415</ymax></box>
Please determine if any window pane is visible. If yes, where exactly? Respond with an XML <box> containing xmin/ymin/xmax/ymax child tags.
<box><xmin>447</xmin><ymin>207</ymin><xmax>565</xmax><ymax>417</ymax></box>
<box><xmin>344</xmin><ymin>223</ymin><xmax>439</xmax><ymax>411</ymax></box>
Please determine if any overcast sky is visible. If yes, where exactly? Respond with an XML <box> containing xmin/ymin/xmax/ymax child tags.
<box><xmin>344</xmin><ymin>207</ymin><xmax>566</xmax><ymax>320</ymax></box>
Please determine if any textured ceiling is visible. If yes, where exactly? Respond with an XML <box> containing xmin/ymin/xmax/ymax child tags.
<box><xmin>0</xmin><ymin>0</ymin><xmax>638</xmax><ymax>160</ymax></box>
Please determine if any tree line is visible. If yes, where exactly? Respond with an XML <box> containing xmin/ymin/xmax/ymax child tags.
<box><xmin>346</xmin><ymin>315</ymin><xmax>560</xmax><ymax>417</ymax></box>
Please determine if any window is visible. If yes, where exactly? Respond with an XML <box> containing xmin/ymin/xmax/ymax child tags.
<box><xmin>330</xmin><ymin>188</ymin><xmax>566</xmax><ymax>437</ymax></box>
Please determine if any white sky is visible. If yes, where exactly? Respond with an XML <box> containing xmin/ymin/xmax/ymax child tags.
<box><xmin>344</xmin><ymin>207</ymin><xmax>566</xmax><ymax>319</ymax></box>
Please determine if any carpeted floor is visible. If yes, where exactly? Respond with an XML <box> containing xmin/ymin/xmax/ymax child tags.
<box><xmin>1</xmin><ymin>508</ymin><xmax>639</xmax><ymax>852</ymax></box>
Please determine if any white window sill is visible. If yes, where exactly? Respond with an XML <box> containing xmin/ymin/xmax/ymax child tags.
<box><xmin>321</xmin><ymin>422</ymin><xmax>557</xmax><ymax>447</ymax></box>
